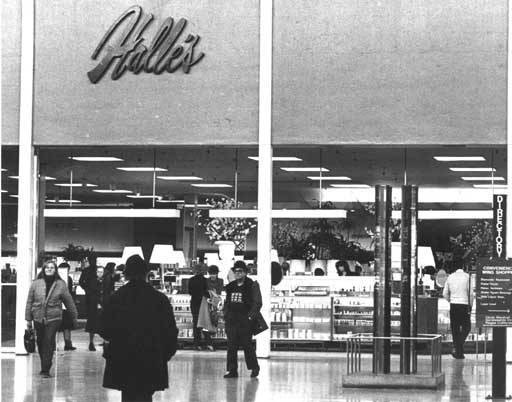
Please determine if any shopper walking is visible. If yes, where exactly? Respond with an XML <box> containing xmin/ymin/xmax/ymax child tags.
<box><xmin>57</xmin><ymin>262</ymin><xmax>77</xmax><ymax>351</ymax></box>
<box><xmin>223</xmin><ymin>260</ymin><xmax>261</xmax><ymax>378</ymax></box>
<box><xmin>205</xmin><ymin>265</ymin><xmax>224</xmax><ymax>351</ymax></box>
<box><xmin>79</xmin><ymin>255</ymin><xmax>103</xmax><ymax>351</ymax></box>
<box><xmin>102</xmin><ymin>262</ymin><xmax>118</xmax><ymax>307</ymax></box>
<box><xmin>188</xmin><ymin>263</ymin><xmax>209</xmax><ymax>350</ymax></box>
<box><xmin>99</xmin><ymin>255</ymin><xmax>178</xmax><ymax>402</ymax></box>
<box><xmin>25</xmin><ymin>260</ymin><xmax>78</xmax><ymax>377</ymax></box>
<box><xmin>443</xmin><ymin>261</ymin><xmax>474</xmax><ymax>359</ymax></box>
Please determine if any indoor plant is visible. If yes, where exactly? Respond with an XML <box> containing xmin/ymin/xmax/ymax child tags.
<box><xmin>196</xmin><ymin>197</ymin><xmax>257</xmax><ymax>252</ymax></box>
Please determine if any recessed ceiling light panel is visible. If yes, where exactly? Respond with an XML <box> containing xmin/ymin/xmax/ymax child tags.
<box><xmin>191</xmin><ymin>183</ymin><xmax>232</xmax><ymax>188</ymax></box>
<box><xmin>330</xmin><ymin>184</ymin><xmax>371</xmax><ymax>188</ymax></box>
<box><xmin>69</xmin><ymin>156</ymin><xmax>124</xmax><ymax>162</ymax></box>
<box><xmin>307</xmin><ymin>176</ymin><xmax>351</xmax><ymax>181</ymax></box>
<box><xmin>157</xmin><ymin>176</ymin><xmax>203</xmax><ymax>181</ymax></box>
<box><xmin>449</xmin><ymin>167</ymin><xmax>496</xmax><ymax>172</ymax></box>
<box><xmin>248</xmin><ymin>156</ymin><xmax>303</xmax><ymax>161</ymax></box>
<box><xmin>461</xmin><ymin>176</ymin><xmax>505</xmax><ymax>181</ymax></box>
<box><xmin>93</xmin><ymin>189</ymin><xmax>132</xmax><ymax>194</ymax></box>
<box><xmin>117</xmin><ymin>167</ymin><xmax>167</xmax><ymax>172</ymax></box>
<box><xmin>433</xmin><ymin>156</ymin><xmax>486</xmax><ymax>162</ymax></box>
<box><xmin>281</xmin><ymin>167</ymin><xmax>329</xmax><ymax>172</ymax></box>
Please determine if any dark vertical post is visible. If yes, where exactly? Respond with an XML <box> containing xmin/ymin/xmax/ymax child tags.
<box><xmin>373</xmin><ymin>185</ymin><xmax>392</xmax><ymax>374</ymax></box>
<box><xmin>492</xmin><ymin>194</ymin><xmax>507</xmax><ymax>398</ymax></box>
<box><xmin>400</xmin><ymin>185</ymin><xmax>418</xmax><ymax>374</ymax></box>
<box><xmin>410</xmin><ymin>186</ymin><xmax>419</xmax><ymax>373</ymax></box>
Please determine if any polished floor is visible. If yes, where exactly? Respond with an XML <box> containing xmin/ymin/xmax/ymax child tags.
<box><xmin>2</xmin><ymin>331</ymin><xmax>512</xmax><ymax>402</ymax></box>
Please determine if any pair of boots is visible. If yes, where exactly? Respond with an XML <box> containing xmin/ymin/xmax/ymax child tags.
<box><xmin>64</xmin><ymin>341</ymin><xmax>76</xmax><ymax>351</ymax></box>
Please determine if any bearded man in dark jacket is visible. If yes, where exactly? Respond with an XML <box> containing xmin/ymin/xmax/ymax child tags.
<box><xmin>99</xmin><ymin>255</ymin><xmax>178</xmax><ymax>402</ymax></box>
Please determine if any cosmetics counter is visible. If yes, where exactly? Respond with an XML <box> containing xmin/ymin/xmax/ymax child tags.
<box><xmin>160</xmin><ymin>275</ymin><xmax>489</xmax><ymax>350</ymax></box>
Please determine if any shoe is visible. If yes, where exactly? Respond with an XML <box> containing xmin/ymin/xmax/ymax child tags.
<box><xmin>223</xmin><ymin>371</ymin><xmax>238</xmax><ymax>378</ymax></box>
<box><xmin>206</xmin><ymin>345</ymin><xmax>215</xmax><ymax>352</ymax></box>
<box><xmin>451</xmin><ymin>352</ymin><xmax>465</xmax><ymax>359</ymax></box>
<box><xmin>88</xmin><ymin>343</ymin><xmax>96</xmax><ymax>351</ymax></box>
<box><xmin>250</xmin><ymin>368</ymin><xmax>260</xmax><ymax>378</ymax></box>
<box><xmin>64</xmin><ymin>344</ymin><xmax>76</xmax><ymax>351</ymax></box>
<box><xmin>40</xmin><ymin>371</ymin><xmax>52</xmax><ymax>378</ymax></box>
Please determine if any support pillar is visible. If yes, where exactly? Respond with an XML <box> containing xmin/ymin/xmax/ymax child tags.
<box><xmin>255</xmin><ymin>0</ymin><xmax>273</xmax><ymax>359</ymax></box>
<box><xmin>15</xmin><ymin>0</ymin><xmax>36</xmax><ymax>355</ymax></box>
<box><xmin>400</xmin><ymin>185</ymin><xmax>418</xmax><ymax>374</ymax></box>
<box><xmin>373</xmin><ymin>185</ymin><xmax>392</xmax><ymax>373</ymax></box>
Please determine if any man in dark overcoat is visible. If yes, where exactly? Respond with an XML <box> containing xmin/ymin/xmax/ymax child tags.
<box><xmin>99</xmin><ymin>255</ymin><xmax>178</xmax><ymax>402</ymax></box>
<box><xmin>223</xmin><ymin>260</ymin><xmax>261</xmax><ymax>378</ymax></box>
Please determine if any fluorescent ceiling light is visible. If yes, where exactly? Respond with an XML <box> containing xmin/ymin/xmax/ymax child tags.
<box><xmin>9</xmin><ymin>195</ymin><xmax>18</xmax><ymax>198</ymax></box>
<box><xmin>156</xmin><ymin>199</ymin><xmax>179</xmax><ymax>203</ymax></box>
<box><xmin>1</xmin><ymin>190</ymin><xmax>7</xmax><ymax>193</ymax></box>
<box><xmin>191</xmin><ymin>183</ymin><xmax>232</xmax><ymax>188</ymax></box>
<box><xmin>126</xmin><ymin>195</ymin><xmax>161</xmax><ymax>199</ymax></box>
<box><xmin>44</xmin><ymin>209</ymin><xmax>181</xmax><ymax>218</ymax></box>
<box><xmin>69</xmin><ymin>156</ymin><xmax>124</xmax><ymax>162</ymax></box>
<box><xmin>93</xmin><ymin>189</ymin><xmax>132</xmax><ymax>194</ymax></box>
<box><xmin>117</xmin><ymin>167</ymin><xmax>167</xmax><ymax>172</ymax></box>
<box><xmin>433</xmin><ymin>156</ymin><xmax>485</xmax><ymax>162</ymax></box>
<box><xmin>157</xmin><ymin>176</ymin><xmax>203</xmax><ymax>181</ymax></box>
<box><xmin>1</xmin><ymin>169</ymin><xmax>6</xmax><ymax>172</ymax></box>
<box><xmin>461</xmin><ymin>177</ymin><xmax>505</xmax><ymax>181</ymax></box>
<box><xmin>8</xmin><ymin>175</ymin><xmax>56</xmax><ymax>180</ymax></box>
<box><xmin>209</xmin><ymin>209</ymin><xmax>347</xmax><ymax>219</ymax></box>
<box><xmin>281</xmin><ymin>167</ymin><xmax>329</xmax><ymax>172</ymax></box>
<box><xmin>248</xmin><ymin>156</ymin><xmax>303</xmax><ymax>161</ymax></box>
<box><xmin>46</xmin><ymin>199</ymin><xmax>81</xmax><ymax>204</ymax></box>
<box><xmin>330</xmin><ymin>184</ymin><xmax>371</xmax><ymax>188</ymax></box>
<box><xmin>308</xmin><ymin>176</ymin><xmax>351</xmax><ymax>181</ymax></box>
<box><xmin>415</xmin><ymin>210</ymin><xmax>492</xmax><ymax>220</ymax></box>
<box><xmin>473</xmin><ymin>184</ymin><xmax>508</xmax><ymax>189</ymax></box>
<box><xmin>162</xmin><ymin>199</ymin><xmax>185</xmax><ymax>203</ymax></box>
<box><xmin>55</xmin><ymin>183</ymin><xmax>87</xmax><ymax>187</ymax></box>
<box><xmin>449</xmin><ymin>167</ymin><xmax>496</xmax><ymax>172</ymax></box>
<box><xmin>184</xmin><ymin>204</ymin><xmax>213</xmax><ymax>208</ymax></box>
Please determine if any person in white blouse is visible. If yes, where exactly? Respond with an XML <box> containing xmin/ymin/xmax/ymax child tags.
<box><xmin>442</xmin><ymin>261</ymin><xmax>474</xmax><ymax>359</ymax></box>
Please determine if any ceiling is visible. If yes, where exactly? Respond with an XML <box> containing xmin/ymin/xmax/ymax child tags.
<box><xmin>1</xmin><ymin>145</ymin><xmax>506</xmax><ymax>209</ymax></box>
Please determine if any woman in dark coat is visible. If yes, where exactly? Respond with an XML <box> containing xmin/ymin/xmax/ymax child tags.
<box><xmin>99</xmin><ymin>255</ymin><xmax>178</xmax><ymax>402</ymax></box>
<box><xmin>102</xmin><ymin>262</ymin><xmax>118</xmax><ymax>307</ymax></box>
<box><xmin>78</xmin><ymin>255</ymin><xmax>102</xmax><ymax>351</ymax></box>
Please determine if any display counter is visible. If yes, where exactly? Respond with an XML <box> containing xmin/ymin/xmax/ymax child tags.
<box><xmin>151</xmin><ymin>275</ymin><xmax>491</xmax><ymax>348</ymax></box>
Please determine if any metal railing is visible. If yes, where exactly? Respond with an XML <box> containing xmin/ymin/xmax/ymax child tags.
<box><xmin>346</xmin><ymin>333</ymin><xmax>443</xmax><ymax>377</ymax></box>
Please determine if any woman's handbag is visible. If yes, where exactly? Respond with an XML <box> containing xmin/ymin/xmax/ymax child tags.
<box><xmin>24</xmin><ymin>328</ymin><xmax>36</xmax><ymax>353</ymax></box>
<box><xmin>250</xmin><ymin>311</ymin><xmax>269</xmax><ymax>336</ymax></box>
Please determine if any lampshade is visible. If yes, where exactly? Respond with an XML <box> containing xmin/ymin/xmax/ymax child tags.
<box><xmin>204</xmin><ymin>253</ymin><xmax>220</xmax><ymax>266</ymax></box>
<box><xmin>170</xmin><ymin>250</ymin><xmax>186</xmax><ymax>268</ymax></box>
<box><xmin>121</xmin><ymin>246</ymin><xmax>144</xmax><ymax>264</ymax></box>
<box><xmin>271</xmin><ymin>249</ymin><xmax>279</xmax><ymax>262</ymax></box>
<box><xmin>149</xmin><ymin>244</ymin><xmax>175</xmax><ymax>264</ymax></box>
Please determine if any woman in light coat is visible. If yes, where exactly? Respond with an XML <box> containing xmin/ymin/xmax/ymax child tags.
<box><xmin>25</xmin><ymin>260</ymin><xmax>78</xmax><ymax>377</ymax></box>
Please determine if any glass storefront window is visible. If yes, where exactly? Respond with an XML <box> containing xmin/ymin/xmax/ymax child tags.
<box><xmin>1</xmin><ymin>146</ymin><xmax>19</xmax><ymax>348</ymax></box>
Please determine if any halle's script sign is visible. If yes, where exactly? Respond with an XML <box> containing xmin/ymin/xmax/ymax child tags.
<box><xmin>88</xmin><ymin>6</ymin><xmax>204</xmax><ymax>83</ymax></box>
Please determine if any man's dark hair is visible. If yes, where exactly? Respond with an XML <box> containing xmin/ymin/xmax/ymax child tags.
<box><xmin>124</xmin><ymin>255</ymin><xmax>148</xmax><ymax>280</ymax></box>
<box><xmin>233</xmin><ymin>260</ymin><xmax>248</xmax><ymax>272</ymax></box>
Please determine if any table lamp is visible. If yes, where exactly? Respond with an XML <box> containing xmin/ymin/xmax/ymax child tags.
<box><xmin>170</xmin><ymin>250</ymin><xmax>186</xmax><ymax>268</ymax></box>
<box><xmin>121</xmin><ymin>246</ymin><xmax>144</xmax><ymax>264</ymax></box>
<box><xmin>150</xmin><ymin>244</ymin><xmax>175</xmax><ymax>290</ymax></box>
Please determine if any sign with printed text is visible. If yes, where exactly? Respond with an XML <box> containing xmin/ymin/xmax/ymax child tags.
<box><xmin>493</xmin><ymin>194</ymin><xmax>506</xmax><ymax>258</ymax></box>
<box><xmin>476</xmin><ymin>258</ymin><xmax>512</xmax><ymax>327</ymax></box>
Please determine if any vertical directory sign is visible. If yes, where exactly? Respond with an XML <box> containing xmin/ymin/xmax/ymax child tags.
<box><xmin>493</xmin><ymin>194</ymin><xmax>506</xmax><ymax>258</ymax></box>
<box><xmin>476</xmin><ymin>258</ymin><xmax>512</xmax><ymax>327</ymax></box>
